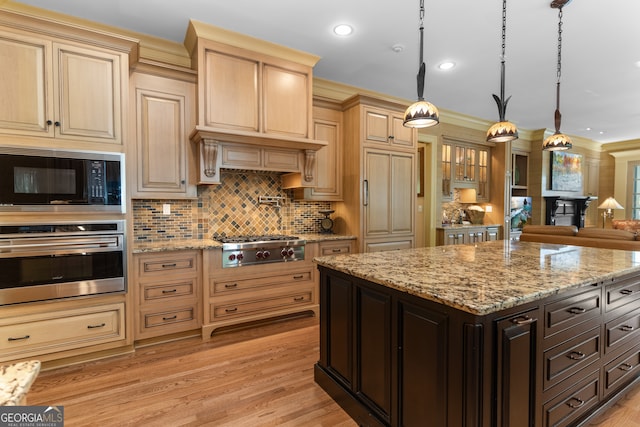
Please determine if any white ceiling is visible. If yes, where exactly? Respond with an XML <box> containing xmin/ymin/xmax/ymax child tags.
<box><xmin>15</xmin><ymin>0</ymin><xmax>640</xmax><ymax>144</ymax></box>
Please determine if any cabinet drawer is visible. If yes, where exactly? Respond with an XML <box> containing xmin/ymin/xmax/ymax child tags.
<box><xmin>0</xmin><ymin>303</ymin><xmax>124</xmax><ymax>360</ymax></box>
<box><xmin>603</xmin><ymin>346</ymin><xmax>640</xmax><ymax>397</ymax></box>
<box><xmin>319</xmin><ymin>241</ymin><xmax>354</xmax><ymax>256</ymax></box>
<box><xmin>211</xmin><ymin>286</ymin><xmax>314</xmax><ymax>320</ymax></box>
<box><xmin>144</xmin><ymin>306</ymin><xmax>197</xmax><ymax>328</ymax></box>
<box><xmin>542</xmin><ymin>369</ymin><xmax>600</xmax><ymax>427</ymax></box>
<box><xmin>544</xmin><ymin>288</ymin><xmax>601</xmax><ymax>338</ymax></box>
<box><xmin>605</xmin><ymin>275</ymin><xmax>640</xmax><ymax>313</ymax></box>
<box><xmin>212</xmin><ymin>269</ymin><xmax>313</xmax><ymax>294</ymax></box>
<box><xmin>142</xmin><ymin>279</ymin><xmax>197</xmax><ymax>302</ymax></box>
<box><xmin>543</xmin><ymin>327</ymin><xmax>600</xmax><ymax>391</ymax></box>
<box><xmin>605</xmin><ymin>307</ymin><xmax>640</xmax><ymax>356</ymax></box>
<box><xmin>138</xmin><ymin>252</ymin><xmax>198</xmax><ymax>276</ymax></box>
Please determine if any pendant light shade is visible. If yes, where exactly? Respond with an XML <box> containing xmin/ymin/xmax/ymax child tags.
<box><xmin>403</xmin><ymin>0</ymin><xmax>439</xmax><ymax>129</ymax></box>
<box><xmin>487</xmin><ymin>0</ymin><xmax>518</xmax><ymax>143</ymax></box>
<box><xmin>543</xmin><ymin>1</ymin><xmax>572</xmax><ymax>151</ymax></box>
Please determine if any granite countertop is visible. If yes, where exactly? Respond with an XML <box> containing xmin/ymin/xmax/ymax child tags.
<box><xmin>131</xmin><ymin>233</ymin><xmax>356</xmax><ymax>253</ymax></box>
<box><xmin>0</xmin><ymin>360</ymin><xmax>41</xmax><ymax>406</ymax></box>
<box><xmin>314</xmin><ymin>240</ymin><xmax>640</xmax><ymax>316</ymax></box>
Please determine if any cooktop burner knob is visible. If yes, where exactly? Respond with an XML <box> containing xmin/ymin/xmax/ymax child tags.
<box><xmin>281</xmin><ymin>249</ymin><xmax>288</xmax><ymax>257</ymax></box>
<box><xmin>287</xmin><ymin>248</ymin><xmax>294</xmax><ymax>257</ymax></box>
<box><xmin>236</xmin><ymin>253</ymin><xmax>244</xmax><ymax>261</ymax></box>
<box><xmin>263</xmin><ymin>250</ymin><xmax>271</xmax><ymax>259</ymax></box>
<box><xmin>228</xmin><ymin>254</ymin><xmax>236</xmax><ymax>261</ymax></box>
<box><xmin>256</xmin><ymin>251</ymin><xmax>264</xmax><ymax>259</ymax></box>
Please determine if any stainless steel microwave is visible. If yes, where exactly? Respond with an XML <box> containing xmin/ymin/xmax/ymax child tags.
<box><xmin>0</xmin><ymin>147</ymin><xmax>124</xmax><ymax>212</ymax></box>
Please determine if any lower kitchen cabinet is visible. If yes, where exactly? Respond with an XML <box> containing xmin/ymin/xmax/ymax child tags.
<box><xmin>0</xmin><ymin>296</ymin><xmax>127</xmax><ymax>364</ymax></box>
<box><xmin>436</xmin><ymin>225</ymin><xmax>502</xmax><ymax>246</ymax></box>
<box><xmin>202</xmin><ymin>244</ymin><xmax>319</xmax><ymax>338</ymax></box>
<box><xmin>133</xmin><ymin>250</ymin><xmax>202</xmax><ymax>340</ymax></box>
<box><xmin>315</xmin><ymin>267</ymin><xmax>640</xmax><ymax>427</ymax></box>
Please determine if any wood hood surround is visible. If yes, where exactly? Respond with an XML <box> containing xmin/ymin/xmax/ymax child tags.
<box><xmin>185</xmin><ymin>20</ymin><xmax>327</xmax><ymax>185</ymax></box>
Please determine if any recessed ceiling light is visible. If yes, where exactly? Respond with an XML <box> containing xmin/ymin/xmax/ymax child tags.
<box><xmin>391</xmin><ymin>44</ymin><xmax>404</xmax><ymax>53</ymax></box>
<box><xmin>333</xmin><ymin>24</ymin><xmax>353</xmax><ymax>36</ymax></box>
<box><xmin>438</xmin><ymin>61</ymin><xmax>456</xmax><ymax>71</ymax></box>
<box><xmin>586</xmin><ymin>127</ymin><xmax>592</xmax><ymax>131</ymax></box>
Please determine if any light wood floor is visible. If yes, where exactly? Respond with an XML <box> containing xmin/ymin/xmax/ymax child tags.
<box><xmin>26</xmin><ymin>315</ymin><xmax>639</xmax><ymax>427</ymax></box>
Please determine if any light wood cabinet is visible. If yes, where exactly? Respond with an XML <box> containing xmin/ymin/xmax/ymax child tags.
<box><xmin>198</xmin><ymin>43</ymin><xmax>311</xmax><ymax>139</ymax></box>
<box><xmin>512</xmin><ymin>150</ymin><xmax>529</xmax><ymax>197</ymax></box>
<box><xmin>0</xmin><ymin>299</ymin><xmax>125</xmax><ymax>363</ymax></box>
<box><xmin>335</xmin><ymin>95</ymin><xmax>416</xmax><ymax>253</ymax></box>
<box><xmin>129</xmin><ymin>70</ymin><xmax>197</xmax><ymax>198</ymax></box>
<box><xmin>202</xmin><ymin>245</ymin><xmax>319</xmax><ymax>338</ymax></box>
<box><xmin>436</xmin><ymin>225</ymin><xmax>502</xmax><ymax>246</ymax></box>
<box><xmin>293</xmin><ymin>100</ymin><xmax>344</xmax><ymax>200</ymax></box>
<box><xmin>133</xmin><ymin>251</ymin><xmax>202</xmax><ymax>340</ymax></box>
<box><xmin>442</xmin><ymin>138</ymin><xmax>492</xmax><ymax>202</ymax></box>
<box><xmin>0</xmin><ymin>27</ymin><xmax>128</xmax><ymax>146</ymax></box>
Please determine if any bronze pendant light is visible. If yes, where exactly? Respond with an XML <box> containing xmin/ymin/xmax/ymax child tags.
<box><xmin>486</xmin><ymin>0</ymin><xmax>518</xmax><ymax>143</ymax></box>
<box><xmin>403</xmin><ymin>0</ymin><xmax>440</xmax><ymax>128</ymax></box>
<box><xmin>543</xmin><ymin>0</ymin><xmax>573</xmax><ymax>151</ymax></box>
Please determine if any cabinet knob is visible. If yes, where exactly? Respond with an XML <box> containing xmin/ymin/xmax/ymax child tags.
<box><xmin>54</xmin><ymin>121</ymin><xmax>60</xmax><ymax>127</ymax></box>
<box><xmin>46</xmin><ymin>120</ymin><xmax>53</xmax><ymax>126</ymax></box>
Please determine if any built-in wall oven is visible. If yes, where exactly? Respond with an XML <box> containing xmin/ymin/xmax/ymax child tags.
<box><xmin>0</xmin><ymin>220</ymin><xmax>126</xmax><ymax>305</ymax></box>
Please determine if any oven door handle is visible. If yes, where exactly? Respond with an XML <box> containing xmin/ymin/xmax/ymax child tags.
<box><xmin>0</xmin><ymin>237</ymin><xmax>122</xmax><ymax>253</ymax></box>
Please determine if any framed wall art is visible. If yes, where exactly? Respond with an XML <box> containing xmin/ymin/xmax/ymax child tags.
<box><xmin>550</xmin><ymin>151</ymin><xmax>583</xmax><ymax>192</ymax></box>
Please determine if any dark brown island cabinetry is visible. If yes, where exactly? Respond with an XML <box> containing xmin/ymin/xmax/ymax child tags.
<box><xmin>314</xmin><ymin>245</ymin><xmax>640</xmax><ymax>427</ymax></box>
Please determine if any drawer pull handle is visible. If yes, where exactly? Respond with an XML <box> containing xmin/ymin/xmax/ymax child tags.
<box><xmin>619</xmin><ymin>363</ymin><xmax>634</xmax><ymax>372</ymax></box>
<box><xmin>568</xmin><ymin>351</ymin><xmax>586</xmax><ymax>360</ymax></box>
<box><xmin>162</xmin><ymin>263</ymin><xmax>177</xmax><ymax>268</ymax></box>
<box><xmin>162</xmin><ymin>289</ymin><xmax>178</xmax><ymax>294</ymax></box>
<box><xmin>620</xmin><ymin>289</ymin><xmax>636</xmax><ymax>295</ymax></box>
<box><xmin>511</xmin><ymin>316</ymin><xmax>535</xmax><ymax>325</ymax></box>
<box><xmin>225</xmin><ymin>307</ymin><xmax>238</xmax><ymax>313</ymax></box>
<box><xmin>293</xmin><ymin>296</ymin><xmax>305</xmax><ymax>301</ymax></box>
<box><xmin>162</xmin><ymin>316</ymin><xmax>177</xmax><ymax>321</ymax></box>
<box><xmin>568</xmin><ymin>307</ymin><xmax>586</xmax><ymax>314</ymax></box>
<box><xmin>332</xmin><ymin>249</ymin><xmax>342</xmax><ymax>253</ymax></box>
<box><xmin>8</xmin><ymin>335</ymin><xmax>30</xmax><ymax>341</ymax></box>
<box><xmin>567</xmin><ymin>398</ymin><xmax>585</xmax><ymax>409</ymax></box>
<box><xmin>87</xmin><ymin>323</ymin><xmax>106</xmax><ymax>329</ymax></box>
<box><xmin>620</xmin><ymin>325</ymin><xmax>635</xmax><ymax>332</ymax></box>
<box><xmin>225</xmin><ymin>283</ymin><xmax>238</xmax><ymax>289</ymax></box>
<box><xmin>293</xmin><ymin>275</ymin><xmax>304</xmax><ymax>280</ymax></box>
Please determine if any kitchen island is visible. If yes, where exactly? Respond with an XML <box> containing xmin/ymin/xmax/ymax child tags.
<box><xmin>313</xmin><ymin>240</ymin><xmax>640</xmax><ymax>427</ymax></box>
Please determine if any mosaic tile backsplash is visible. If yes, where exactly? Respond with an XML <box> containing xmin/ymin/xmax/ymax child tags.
<box><xmin>132</xmin><ymin>170</ymin><xmax>331</xmax><ymax>242</ymax></box>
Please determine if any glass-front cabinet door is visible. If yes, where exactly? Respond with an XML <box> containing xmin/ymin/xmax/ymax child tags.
<box><xmin>442</xmin><ymin>143</ymin><xmax>452</xmax><ymax>200</ymax></box>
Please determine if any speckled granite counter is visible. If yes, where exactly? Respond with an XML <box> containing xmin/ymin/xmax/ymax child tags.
<box><xmin>314</xmin><ymin>240</ymin><xmax>640</xmax><ymax>315</ymax></box>
<box><xmin>131</xmin><ymin>233</ymin><xmax>356</xmax><ymax>253</ymax></box>
<box><xmin>0</xmin><ymin>360</ymin><xmax>40</xmax><ymax>406</ymax></box>
<box><xmin>435</xmin><ymin>223</ymin><xmax>502</xmax><ymax>229</ymax></box>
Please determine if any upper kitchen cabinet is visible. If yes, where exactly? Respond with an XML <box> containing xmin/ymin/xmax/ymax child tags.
<box><xmin>334</xmin><ymin>94</ymin><xmax>416</xmax><ymax>253</ymax></box>
<box><xmin>129</xmin><ymin>67</ymin><xmax>197</xmax><ymax>199</ymax></box>
<box><xmin>185</xmin><ymin>21</ymin><xmax>326</xmax><ymax>184</ymax></box>
<box><xmin>363</xmin><ymin>105</ymin><xmax>415</xmax><ymax>149</ymax></box>
<box><xmin>441</xmin><ymin>138</ymin><xmax>492</xmax><ymax>202</ymax></box>
<box><xmin>292</xmin><ymin>98</ymin><xmax>344</xmax><ymax>201</ymax></box>
<box><xmin>0</xmin><ymin>10</ymin><xmax>137</xmax><ymax>150</ymax></box>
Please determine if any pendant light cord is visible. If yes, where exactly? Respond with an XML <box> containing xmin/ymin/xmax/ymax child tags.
<box><xmin>498</xmin><ymin>0</ymin><xmax>507</xmax><ymax>119</ymax></box>
<box><xmin>554</xmin><ymin>7</ymin><xmax>564</xmax><ymax>130</ymax></box>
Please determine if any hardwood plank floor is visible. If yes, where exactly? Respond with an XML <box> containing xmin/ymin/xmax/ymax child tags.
<box><xmin>26</xmin><ymin>315</ymin><xmax>639</xmax><ymax>426</ymax></box>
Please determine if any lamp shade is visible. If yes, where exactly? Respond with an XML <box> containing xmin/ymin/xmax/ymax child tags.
<box><xmin>543</xmin><ymin>132</ymin><xmax>572</xmax><ymax>151</ymax></box>
<box><xmin>598</xmin><ymin>197</ymin><xmax>624</xmax><ymax>210</ymax></box>
<box><xmin>487</xmin><ymin>121</ymin><xmax>518</xmax><ymax>143</ymax></box>
<box><xmin>403</xmin><ymin>100</ymin><xmax>440</xmax><ymax>128</ymax></box>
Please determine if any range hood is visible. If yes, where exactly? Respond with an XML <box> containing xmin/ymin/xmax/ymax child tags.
<box><xmin>191</xmin><ymin>127</ymin><xmax>327</xmax><ymax>186</ymax></box>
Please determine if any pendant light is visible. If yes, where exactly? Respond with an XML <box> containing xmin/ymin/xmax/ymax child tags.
<box><xmin>543</xmin><ymin>0</ymin><xmax>572</xmax><ymax>151</ymax></box>
<box><xmin>486</xmin><ymin>0</ymin><xmax>518</xmax><ymax>143</ymax></box>
<box><xmin>403</xmin><ymin>0</ymin><xmax>439</xmax><ymax>128</ymax></box>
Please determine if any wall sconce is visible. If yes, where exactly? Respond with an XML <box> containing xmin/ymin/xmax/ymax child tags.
<box><xmin>598</xmin><ymin>197</ymin><xmax>623</xmax><ymax>228</ymax></box>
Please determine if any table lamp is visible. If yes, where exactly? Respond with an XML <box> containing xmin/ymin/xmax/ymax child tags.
<box><xmin>598</xmin><ymin>197</ymin><xmax>624</xmax><ymax>228</ymax></box>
